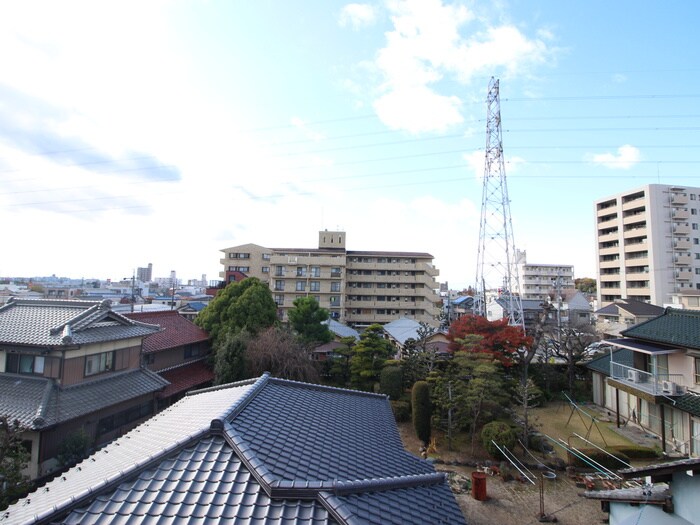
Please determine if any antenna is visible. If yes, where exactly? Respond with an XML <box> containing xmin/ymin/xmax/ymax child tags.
<box><xmin>474</xmin><ymin>78</ymin><xmax>524</xmax><ymax>329</ymax></box>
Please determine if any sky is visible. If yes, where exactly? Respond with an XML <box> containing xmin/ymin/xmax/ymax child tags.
<box><xmin>1</xmin><ymin>1</ymin><xmax>699</xmax><ymax>290</ymax></box>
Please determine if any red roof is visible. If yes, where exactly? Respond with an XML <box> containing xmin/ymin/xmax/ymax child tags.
<box><xmin>157</xmin><ymin>360</ymin><xmax>214</xmax><ymax>398</ymax></box>
<box><xmin>125</xmin><ymin>310</ymin><xmax>210</xmax><ymax>354</ymax></box>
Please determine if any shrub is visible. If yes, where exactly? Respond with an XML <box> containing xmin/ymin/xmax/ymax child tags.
<box><xmin>608</xmin><ymin>445</ymin><xmax>660</xmax><ymax>460</ymax></box>
<box><xmin>391</xmin><ymin>400</ymin><xmax>411</xmax><ymax>422</ymax></box>
<box><xmin>412</xmin><ymin>381</ymin><xmax>431</xmax><ymax>445</ymax></box>
<box><xmin>380</xmin><ymin>366</ymin><xmax>404</xmax><ymax>400</ymax></box>
<box><xmin>481</xmin><ymin>421</ymin><xmax>517</xmax><ymax>459</ymax></box>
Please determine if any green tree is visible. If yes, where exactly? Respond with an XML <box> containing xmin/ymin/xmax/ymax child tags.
<box><xmin>214</xmin><ymin>329</ymin><xmax>250</xmax><ymax>384</ymax></box>
<box><xmin>574</xmin><ymin>277</ymin><xmax>596</xmax><ymax>294</ymax></box>
<box><xmin>379</xmin><ymin>365</ymin><xmax>403</xmax><ymax>400</ymax></box>
<box><xmin>195</xmin><ymin>278</ymin><xmax>277</xmax><ymax>343</ymax></box>
<box><xmin>328</xmin><ymin>336</ymin><xmax>356</xmax><ymax>386</ymax></box>
<box><xmin>0</xmin><ymin>417</ymin><xmax>31</xmax><ymax>510</ymax></box>
<box><xmin>411</xmin><ymin>381</ymin><xmax>432</xmax><ymax>446</ymax></box>
<box><xmin>287</xmin><ymin>297</ymin><xmax>333</xmax><ymax>344</ymax></box>
<box><xmin>350</xmin><ymin>324</ymin><xmax>393</xmax><ymax>391</ymax></box>
<box><xmin>56</xmin><ymin>429</ymin><xmax>92</xmax><ymax>469</ymax></box>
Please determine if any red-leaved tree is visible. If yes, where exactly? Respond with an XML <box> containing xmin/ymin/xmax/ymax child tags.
<box><xmin>447</xmin><ymin>314</ymin><xmax>532</xmax><ymax>367</ymax></box>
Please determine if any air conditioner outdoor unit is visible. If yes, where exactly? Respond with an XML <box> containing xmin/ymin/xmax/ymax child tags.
<box><xmin>662</xmin><ymin>380</ymin><xmax>677</xmax><ymax>394</ymax></box>
<box><xmin>627</xmin><ymin>369</ymin><xmax>641</xmax><ymax>383</ymax></box>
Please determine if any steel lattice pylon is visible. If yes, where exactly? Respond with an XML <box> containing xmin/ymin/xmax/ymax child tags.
<box><xmin>474</xmin><ymin>78</ymin><xmax>524</xmax><ymax>329</ymax></box>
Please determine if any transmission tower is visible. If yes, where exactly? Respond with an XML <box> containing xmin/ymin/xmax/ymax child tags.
<box><xmin>474</xmin><ymin>77</ymin><xmax>524</xmax><ymax>330</ymax></box>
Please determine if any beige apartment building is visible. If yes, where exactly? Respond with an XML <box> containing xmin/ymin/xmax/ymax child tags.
<box><xmin>515</xmin><ymin>249</ymin><xmax>574</xmax><ymax>301</ymax></box>
<box><xmin>595</xmin><ymin>184</ymin><xmax>700</xmax><ymax>308</ymax></box>
<box><xmin>220</xmin><ymin>231</ymin><xmax>441</xmax><ymax>327</ymax></box>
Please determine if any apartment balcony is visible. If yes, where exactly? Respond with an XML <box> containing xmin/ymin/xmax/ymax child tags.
<box><xmin>598</xmin><ymin>246</ymin><xmax>621</xmax><ymax>257</ymax></box>
<box><xmin>599</xmin><ymin>286</ymin><xmax>622</xmax><ymax>296</ymax></box>
<box><xmin>609</xmin><ymin>362</ymin><xmax>685</xmax><ymax>397</ymax></box>
<box><xmin>675</xmin><ymin>253</ymin><xmax>692</xmax><ymax>266</ymax></box>
<box><xmin>624</xmin><ymin>241</ymin><xmax>648</xmax><ymax>253</ymax></box>
<box><xmin>671</xmin><ymin>193</ymin><xmax>689</xmax><ymax>206</ymax></box>
<box><xmin>674</xmin><ymin>239</ymin><xmax>691</xmax><ymax>250</ymax></box>
<box><xmin>623</xmin><ymin>226</ymin><xmax>647</xmax><ymax>238</ymax></box>
<box><xmin>673</xmin><ymin>224</ymin><xmax>691</xmax><ymax>235</ymax></box>
<box><xmin>597</xmin><ymin>216</ymin><xmax>618</xmax><ymax>228</ymax></box>
<box><xmin>672</xmin><ymin>209</ymin><xmax>690</xmax><ymax>220</ymax></box>
<box><xmin>622</xmin><ymin>214</ymin><xmax>646</xmax><ymax>225</ymax></box>
<box><xmin>599</xmin><ymin>260</ymin><xmax>622</xmax><ymax>269</ymax></box>
<box><xmin>597</xmin><ymin>232</ymin><xmax>619</xmax><ymax>243</ymax></box>
<box><xmin>675</xmin><ymin>269</ymin><xmax>693</xmax><ymax>281</ymax></box>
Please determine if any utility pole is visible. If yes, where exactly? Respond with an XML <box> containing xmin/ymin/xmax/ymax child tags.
<box><xmin>475</xmin><ymin>77</ymin><xmax>524</xmax><ymax>330</ymax></box>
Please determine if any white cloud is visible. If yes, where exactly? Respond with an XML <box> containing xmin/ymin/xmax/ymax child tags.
<box><xmin>339</xmin><ymin>3</ymin><xmax>377</xmax><ymax>30</ymax></box>
<box><xmin>369</xmin><ymin>0</ymin><xmax>553</xmax><ymax>134</ymax></box>
<box><xmin>590</xmin><ymin>145</ymin><xmax>641</xmax><ymax>170</ymax></box>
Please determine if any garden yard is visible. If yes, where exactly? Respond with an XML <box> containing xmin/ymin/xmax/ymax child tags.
<box><xmin>399</xmin><ymin>399</ymin><xmax>662</xmax><ymax>525</ymax></box>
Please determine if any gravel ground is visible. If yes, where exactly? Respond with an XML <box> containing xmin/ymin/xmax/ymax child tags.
<box><xmin>438</xmin><ymin>465</ymin><xmax>609</xmax><ymax>525</ymax></box>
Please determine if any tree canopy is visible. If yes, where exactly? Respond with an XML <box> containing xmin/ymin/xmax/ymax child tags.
<box><xmin>287</xmin><ymin>297</ymin><xmax>333</xmax><ymax>344</ymax></box>
<box><xmin>195</xmin><ymin>278</ymin><xmax>277</xmax><ymax>343</ymax></box>
<box><xmin>447</xmin><ymin>314</ymin><xmax>532</xmax><ymax>367</ymax></box>
<box><xmin>350</xmin><ymin>324</ymin><xmax>394</xmax><ymax>391</ymax></box>
<box><xmin>0</xmin><ymin>417</ymin><xmax>31</xmax><ymax>510</ymax></box>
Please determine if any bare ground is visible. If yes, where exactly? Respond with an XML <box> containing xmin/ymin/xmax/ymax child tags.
<box><xmin>397</xmin><ymin>400</ymin><xmax>656</xmax><ymax>525</ymax></box>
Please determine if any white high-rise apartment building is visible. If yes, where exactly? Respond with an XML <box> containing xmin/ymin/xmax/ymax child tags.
<box><xmin>595</xmin><ymin>184</ymin><xmax>700</xmax><ymax>308</ymax></box>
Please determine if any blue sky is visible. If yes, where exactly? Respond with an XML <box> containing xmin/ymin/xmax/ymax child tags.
<box><xmin>1</xmin><ymin>1</ymin><xmax>698</xmax><ymax>289</ymax></box>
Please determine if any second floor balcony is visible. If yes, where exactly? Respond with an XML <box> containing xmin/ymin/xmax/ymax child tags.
<box><xmin>609</xmin><ymin>362</ymin><xmax>685</xmax><ymax>397</ymax></box>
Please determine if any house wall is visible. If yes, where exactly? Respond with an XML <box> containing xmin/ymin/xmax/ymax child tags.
<box><xmin>673</xmin><ymin>472</ymin><xmax>700</xmax><ymax>522</ymax></box>
<box><xmin>37</xmin><ymin>392</ymin><xmax>157</xmax><ymax>478</ymax></box>
<box><xmin>610</xmin><ymin>504</ymin><xmax>676</xmax><ymax>525</ymax></box>
<box><xmin>62</xmin><ymin>344</ymin><xmax>141</xmax><ymax>386</ymax></box>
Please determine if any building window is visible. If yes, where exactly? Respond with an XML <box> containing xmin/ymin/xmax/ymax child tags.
<box><xmin>262</xmin><ymin>253</ymin><xmax>271</xmax><ymax>260</ymax></box>
<box><xmin>144</xmin><ymin>354</ymin><xmax>155</xmax><ymax>365</ymax></box>
<box><xmin>5</xmin><ymin>354</ymin><xmax>45</xmax><ymax>375</ymax></box>
<box><xmin>310</xmin><ymin>281</ymin><xmax>320</xmax><ymax>291</ymax></box>
<box><xmin>693</xmin><ymin>209</ymin><xmax>698</xmax><ymax>215</ymax></box>
<box><xmin>330</xmin><ymin>296</ymin><xmax>340</xmax><ymax>306</ymax></box>
<box><xmin>694</xmin><ymin>224</ymin><xmax>699</xmax><ymax>230</ymax></box>
<box><xmin>296</xmin><ymin>281</ymin><xmax>306</xmax><ymax>291</ymax></box>
<box><xmin>274</xmin><ymin>280</ymin><xmax>285</xmax><ymax>291</ymax></box>
<box><xmin>331</xmin><ymin>267</ymin><xmax>341</xmax><ymax>278</ymax></box>
<box><xmin>97</xmin><ymin>402</ymin><xmax>152</xmax><ymax>436</ymax></box>
<box><xmin>695</xmin><ymin>358</ymin><xmax>700</xmax><ymax>384</ymax></box>
<box><xmin>262</xmin><ymin>266</ymin><xmax>270</xmax><ymax>273</ymax></box>
<box><xmin>331</xmin><ymin>282</ymin><xmax>341</xmax><ymax>292</ymax></box>
<box><xmin>184</xmin><ymin>344</ymin><xmax>202</xmax><ymax>359</ymax></box>
<box><xmin>274</xmin><ymin>294</ymin><xmax>284</xmax><ymax>306</ymax></box>
<box><xmin>275</xmin><ymin>266</ymin><xmax>285</xmax><ymax>277</ymax></box>
<box><xmin>311</xmin><ymin>266</ymin><xmax>321</xmax><ymax>277</ymax></box>
<box><xmin>296</xmin><ymin>267</ymin><xmax>307</xmax><ymax>277</ymax></box>
<box><xmin>85</xmin><ymin>351</ymin><xmax>115</xmax><ymax>376</ymax></box>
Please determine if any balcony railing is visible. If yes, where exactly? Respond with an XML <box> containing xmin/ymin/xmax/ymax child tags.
<box><xmin>610</xmin><ymin>362</ymin><xmax>685</xmax><ymax>396</ymax></box>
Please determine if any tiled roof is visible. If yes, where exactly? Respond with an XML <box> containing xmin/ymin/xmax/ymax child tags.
<box><xmin>621</xmin><ymin>308</ymin><xmax>700</xmax><ymax>349</ymax></box>
<box><xmin>3</xmin><ymin>375</ymin><xmax>465</xmax><ymax>525</ymax></box>
<box><xmin>673</xmin><ymin>391</ymin><xmax>700</xmax><ymax>418</ymax></box>
<box><xmin>0</xmin><ymin>298</ymin><xmax>160</xmax><ymax>347</ymax></box>
<box><xmin>157</xmin><ymin>360</ymin><xmax>214</xmax><ymax>399</ymax></box>
<box><xmin>0</xmin><ymin>369</ymin><xmax>169</xmax><ymax>430</ymax></box>
<box><xmin>382</xmin><ymin>317</ymin><xmax>421</xmax><ymax>345</ymax></box>
<box><xmin>322</xmin><ymin>319</ymin><xmax>359</xmax><ymax>340</ymax></box>
<box><xmin>585</xmin><ymin>348</ymin><xmax>634</xmax><ymax>376</ymax></box>
<box><xmin>124</xmin><ymin>310</ymin><xmax>209</xmax><ymax>354</ymax></box>
<box><xmin>595</xmin><ymin>298</ymin><xmax>665</xmax><ymax>317</ymax></box>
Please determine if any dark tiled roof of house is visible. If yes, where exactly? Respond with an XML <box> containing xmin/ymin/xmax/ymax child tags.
<box><xmin>0</xmin><ymin>369</ymin><xmax>169</xmax><ymax>430</ymax></box>
<box><xmin>672</xmin><ymin>391</ymin><xmax>700</xmax><ymax>418</ymax></box>
<box><xmin>595</xmin><ymin>299</ymin><xmax>665</xmax><ymax>318</ymax></box>
<box><xmin>621</xmin><ymin>308</ymin><xmax>700</xmax><ymax>349</ymax></box>
<box><xmin>157</xmin><ymin>360</ymin><xmax>214</xmax><ymax>399</ymax></box>
<box><xmin>125</xmin><ymin>310</ymin><xmax>210</xmax><ymax>354</ymax></box>
<box><xmin>0</xmin><ymin>298</ymin><xmax>160</xmax><ymax>347</ymax></box>
<box><xmin>3</xmin><ymin>375</ymin><xmax>465</xmax><ymax>525</ymax></box>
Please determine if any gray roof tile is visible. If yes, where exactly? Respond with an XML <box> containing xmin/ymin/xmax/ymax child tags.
<box><xmin>2</xmin><ymin>375</ymin><xmax>465</xmax><ymax>525</ymax></box>
<box><xmin>0</xmin><ymin>298</ymin><xmax>159</xmax><ymax>347</ymax></box>
<box><xmin>0</xmin><ymin>369</ymin><xmax>169</xmax><ymax>430</ymax></box>
<box><xmin>621</xmin><ymin>307</ymin><xmax>700</xmax><ymax>349</ymax></box>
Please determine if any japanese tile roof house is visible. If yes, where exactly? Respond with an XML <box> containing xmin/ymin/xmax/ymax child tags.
<box><xmin>594</xmin><ymin>308</ymin><xmax>700</xmax><ymax>456</ymax></box>
<box><xmin>0</xmin><ymin>298</ymin><xmax>168</xmax><ymax>479</ymax></box>
<box><xmin>124</xmin><ymin>310</ymin><xmax>213</xmax><ymax>407</ymax></box>
<box><xmin>2</xmin><ymin>374</ymin><xmax>466</xmax><ymax>525</ymax></box>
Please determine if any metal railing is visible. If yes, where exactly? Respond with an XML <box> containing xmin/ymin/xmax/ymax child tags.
<box><xmin>610</xmin><ymin>362</ymin><xmax>685</xmax><ymax>396</ymax></box>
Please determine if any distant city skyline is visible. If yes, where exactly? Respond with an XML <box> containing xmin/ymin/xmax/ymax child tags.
<box><xmin>1</xmin><ymin>2</ymin><xmax>698</xmax><ymax>289</ymax></box>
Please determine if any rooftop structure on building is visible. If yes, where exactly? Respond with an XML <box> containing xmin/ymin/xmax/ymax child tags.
<box><xmin>220</xmin><ymin>231</ymin><xmax>441</xmax><ymax>328</ymax></box>
<box><xmin>595</xmin><ymin>184</ymin><xmax>700</xmax><ymax>308</ymax></box>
